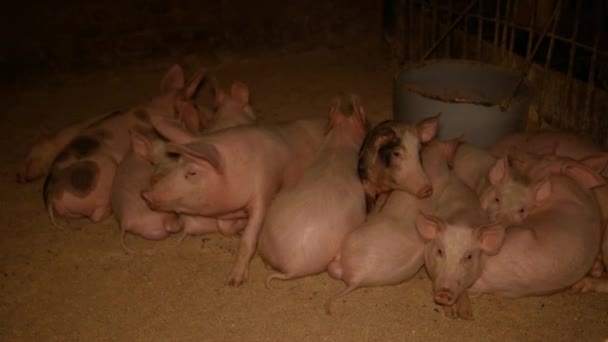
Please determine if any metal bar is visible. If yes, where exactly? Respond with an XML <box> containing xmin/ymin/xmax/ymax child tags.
<box><xmin>409</xmin><ymin>0</ymin><xmax>415</xmax><ymax>61</ymax></box>
<box><xmin>501</xmin><ymin>0</ymin><xmax>512</xmax><ymax>61</ymax></box>
<box><xmin>509</xmin><ymin>0</ymin><xmax>518</xmax><ymax>62</ymax></box>
<box><xmin>500</xmin><ymin>0</ymin><xmax>562</xmax><ymax>111</ymax></box>
<box><xmin>446</xmin><ymin>0</ymin><xmax>454</xmax><ymax>57</ymax></box>
<box><xmin>422</xmin><ymin>0</ymin><xmax>479</xmax><ymax>61</ymax></box>
<box><xmin>432</xmin><ymin>0</ymin><xmax>438</xmax><ymax>59</ymax></box>
<box><xmin>477</xmin><ymin>0</ymin><xmax>483</xmax><ymax>60</ymax></box>
<box><xmin>543</xmin><ymin>0</ymin><xmax>561</xmax><ymax>70</ymax></box>
<box><xmin>493</xmin><ymin>0</ymin><xmax>501</xmax><ymax>60</ymax></box>
<box><xmin>526</xmin><ymin>0</ymin><xmax>537</xmax><ymax>59</ymax></box>
<box><xmin>463</xmin><ymin>1</ymin><xmax>469</xmax><ymax>59</ymax></box>
<box><xmin>565</xmin><ymin>0</ymin><xmax>583</xmax><ymax>129</ymax></box>
<box><xmin>584</xmin><ymin>35</ymin><xmax>599</xmax><ymax>140</ymax></box>
<box><xmin>419</xmin><ymin>0</ymin><xmax>426</xmax><ymax>61</ymax></box>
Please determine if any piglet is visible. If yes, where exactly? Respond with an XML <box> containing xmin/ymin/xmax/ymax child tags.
<box><xmin>469</xmin><ymin>153</ymin><xmax>604</xmax><ymax>303</ymax></box>
<box><xmin>114</xmin><ymin>80</ymin><xmax>257</xmax><ymax>246</ymax></box>
<box><xmin>357</xmin><ymin>116</ymin><xmax>439</xmax><ymax>212</ymax></box>
<box><xmin>258</xmin><ymin>95</ymin><xmax>369</xmax><ymax>288</ymax></box>
<box><xmin>491</xmin><ymin>131</ymin><xmax>608</xmax><ymax>179</ymax></box>
<box><xmin>324</xmin><ymin>188</ymin><xmax>430</xmax><ymax>314</ymax></box>
<box><xmin>42</xmin><ymin>65</ymin><xmax>207</xmax><ymax>224</ymax></box>
<box><xmin>141</xmin><ymin>106</ymin><xmax>327</xmax><ymax>285</ymax></box>
<box><xmin>111</xmin><ymin>131</ymin><xmax>183</xmax><ymax>250</ymax></box>
<box><xmin>415</xmin><ymin>139</ymin><xmax>504</xmax><ymax>320</ymax></box>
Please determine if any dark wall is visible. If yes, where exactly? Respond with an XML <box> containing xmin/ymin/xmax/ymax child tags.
<box><xmin>0</xmin><ymin>1</ymin><xmax>381</xmax><ymax>80</ymax></box>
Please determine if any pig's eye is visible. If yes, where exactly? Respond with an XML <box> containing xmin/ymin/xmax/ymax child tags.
<box><xmin>392</xmin><ymin>150</ymin><xmax>402</xmax><ymax>158</ymax></box>
<box><xmin>186</xmin><ymin>171</ymin><xmax>197</xmax><ymax>177</ymax></box>
<box><xmin>494</xmin><ymin>197</ymin><xmax>500</xmax><ymax>204</ymax></box>
<box><xmin>437</xmin><ymin>248</ymin><xmax>443</xmax><ymax>257</ymax></box>
<box><xmin>465</xmin><ymin>254</ymin><xmax>472</xmax><ymax>261</ymax></box>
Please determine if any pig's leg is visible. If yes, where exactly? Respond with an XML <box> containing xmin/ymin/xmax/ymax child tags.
<box><xmin>571</xmin><ymin>277</ymin><xmax>608</xmax><ymax>293</ymax></box>
<box><xmin>217</xmin><ymin>218</ymin><xmax>248</xmax><ymax>236</ymax></box>
<box><xmin>120</xmin><ymin>228</ymin><xmax>136</xmax><ymax>254</ymax></box>
<box><xmin>442</xmin><ymin>293</ymin><xmax>474</xmax><ymax>320</ymax></box>
<box><xmin>226</xmin><ymin>199</ymin><xmax>267</xmax><ymax>286</ymax></box>
<box><xmin>589</xmin><ymin>255</ymin><xmax>606</xmax><ymax>278</ymax></box>
<box><xmin>324</xmin><ymin>283</ymin><xmax>360</xmax><ymax>315</ymax></box>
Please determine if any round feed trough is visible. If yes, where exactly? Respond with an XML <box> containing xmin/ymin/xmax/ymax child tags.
<box><xmin>394</xmin><ymin>59</ymin><xmax>531</xmax><ymax>148</ymax></box>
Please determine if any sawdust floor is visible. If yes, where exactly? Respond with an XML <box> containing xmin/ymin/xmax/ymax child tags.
<box><xmin>1</xmin><ymin>41</ymin><xmax>607</xmax><ymax>341</ymax></box>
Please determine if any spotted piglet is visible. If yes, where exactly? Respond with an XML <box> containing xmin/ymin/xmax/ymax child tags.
<box><xmin>42</xmin><ymin>65</ymin><xmax>207</xmax><ymax>224</ymax></box>
<box><xmin>357</xmin><ymin>116</ymin><xmax>439</xmax><ymax>212</ymax></box>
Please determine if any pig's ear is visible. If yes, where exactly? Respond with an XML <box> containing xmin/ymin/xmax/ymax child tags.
<box><xmin>129</xmin><ymin>130</ymin><xmax>151</xmax><ymax>161</ymax></box>
<box><xmin>477</xmin><ymin>221</ymin><xmax>505</xmax><ymax>255</ymax></box>
<box><xmin>231</xmin><ymin>81</ymin><xmax>250</xmax><ymax>106</ymax></box>
<box><xmin>488</xmin><ymin>156</ymin><xmax>510</xmax><ymax>185</ymax></box>
<box><xmin>184</xmin><ymin>68</ymin><xmax>207</xmax><ymax>100</ymax></box>
<box><xmin>579</xmin><ymin>153</ymin><xmax>608</xmax><ymax>177</ymax></box>
<box><xmin>150</xmin><ymin>114</ymin><xmax>196</xmax><ymax>145</ymax></box>
<box><xmin>415</xmin><ymin>211</ymin><xmax>443</xmax><ymax>240</ymax></box>
<box><xmin>532</xmin><ymin>177</ymin><xmax>552</xmax><ymax>202</ymax></box>
<box><xmin>350</xmin><ymin>95</ymin><xmax>371</xmax><ymax>133</ymax></box>
<box><xmin>479</xmin><ymin>187</ymin><xmax>497</xmax><ymax>210</ymax></box>
<box><xmin>326</xmin><ymin>97</ymin><xmax>343</xmax><ymax>133</ymax></box>
<box><xmin>561</xmin><ymin>161</ymin><xmax>606</xmax><ymax>189</ymax></box>
<box><xmin>211</xmin><ymin>77</ymin><xmax>226</xmax><ymax>108</ymax></box>
<box><xmin>175</xmin><ymin>100</ymin><xmax>205</xmax><ymax>133</ymax></box>
<box><xmin>169</xmin><ymin>142</ymin><xmax>224</xmax><ymax>174</ymax></box>
<box><xmin>443</xmin><ymin>135</ymin><xmax>463</xmax><ymax>167</ymax></box>
<box><xmin>160</xmin><ymin>64</ymin><xmax>185</xmax><ymax>93</ymax></box>
<box><xmin>416</xmin><ymin>113</ymin><xmax>440</xmax><ymax>143</ymax></box>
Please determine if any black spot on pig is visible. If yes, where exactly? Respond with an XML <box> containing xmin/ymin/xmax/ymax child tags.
<box><xmin>68</xmin><ymin>161</ymin><xmax>99</xmax><ymax>196</ymax></box>
<box><xmin>134</xmin><ymin>109</ymin><xmax>150</xmax><ymax>122</ymax></box>
<box><xmin>69</xmin><ymin>136</ymin><xmax>100</xmax><ymax>159</ymax></box>
<box><xmin>378</xmin><ymin>138</ymin><xmax>401</xmax><ymax>167</ymax></box>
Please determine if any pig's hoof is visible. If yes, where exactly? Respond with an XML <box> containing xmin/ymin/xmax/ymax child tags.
<box><xmin>457</xmin><ymin>307</ymin><xmax>474</xmax><ymax>320</ymax></box>
<box><xmin>442</xmin><ymin>305</ymin><xmax>458</xmax><ymax>319</ymax></box>
<box><xmin>571</xmin><ymin>278</ymin><xmax>594</xmax><ymax>293</ymax></box>
<box><xmin>226</xmin><ymin>270</ymin><xmax>248</xmax><ymax>286</ymax></box>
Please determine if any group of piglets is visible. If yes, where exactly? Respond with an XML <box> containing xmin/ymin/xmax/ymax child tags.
<box><xmin>17</xmin><ymin>64</ymin><xmax>608</xmax><ymax>319</ymax></box>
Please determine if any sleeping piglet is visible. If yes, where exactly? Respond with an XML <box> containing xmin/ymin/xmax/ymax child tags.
<box><xmin>258</xmin><ymin>95</ymin><xmax>369</xmax><ymax>288</ymax></box>
<box><xmin>41</xmin><ymin>65</ymin><xmax>206</xmax><ymax>224</ymax></box>
<box><xmin>141</xmin><ymin>104</ymin><xmax>327</xmax><ymax>285</ymax></box>
<box><xmin>357</xmin><ymin>116</ymin><xmax>439</xmax><ymax>212</ymax></box>
<box><xmin>113</xmin><ymin>80</ymin><xmax>257</xmax><ymax>246</ymax></box>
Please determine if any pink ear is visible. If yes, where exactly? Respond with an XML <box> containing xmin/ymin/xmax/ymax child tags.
<box><xmin>230</xmin><ymin>81</ymin><xmax>250</xmax><ymax>106</ymax></box>
<box><xmin>184</xmin><ymin>68</ymin><xmax>207</xmax><ymax>99</ymax></box>
<box><xmin>160</xmin><ymin>64</ymin><xmax>185</xmax><ymax>93</ymax></box>
<box><xmin>489</xmin><ymin>157</ymin><xmax>510</xmax><ymax>185</ymax></box>
<box><xmin>326</xmin><ymin>97</ymin><xmax>343</xmax><ymax>132</ymax></box>
<box><xmin>176</xmin><ymin>100</ymin><xmax>201</xmax><ymax>133</ymax></box>
<box><xmin>416</xmin><ymin>114</ymin><xmax>440</xmax><ymax>143</ymax></box>
<box><xmin>168</xmin><ymin>142</ymin><xmax>224</xmax><ymax>174</ymax></box>
<box><xmin>580</xmin><ymin>153</ymin><xmax>608</xmax><ymax>176</ymax></box>
<box><xmin>532</xmin><ymin>177</ymin><xmax>552</xmax><ymax>202</ymax></box>
<box><xmin>477</xmin><ymin>221</ymin><xmax>505</xmax><ymax>255</ymax></box>
<box><xmin>350</xmin><ymin>94</ymin><xmax>370</xmax><ymax>133</ymax></box>
<box><xmin>443</xmin><ymin>135</ymin><xmax>463</xmax><ymax>167</ymax></box>
<box><xmin>211</xmin><ymin>77</ymin><xmax>225</xmax><ymax>108</ymax></box>
<box><xmin>150</xmin><ymin>114</ymin><xmax>196</xmax><ymax>145</ymax></box>
<box><xmin>130</xmin><ymin>130</ymin><xmax>151</xmax><ymax>160</ymax></box>
<box><xmin>562</xmin><ymin>162</ymin><xmax>606</xmax><ymax>189</ymax></box>
<box><xmin>415</xmin><ymin>211</ymin><xmax>443</xmax><ymax>240</ymax></box>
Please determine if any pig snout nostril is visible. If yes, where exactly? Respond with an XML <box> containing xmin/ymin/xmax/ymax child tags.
<box><xmin>417</xmin><ymin>185</ymin><xmax>433</xmax><ymax>198</ymax></box>
<box><xmin>433</xmin><ymin>289</ymin><xmax>454</xmax><ymax>305</ymax></box>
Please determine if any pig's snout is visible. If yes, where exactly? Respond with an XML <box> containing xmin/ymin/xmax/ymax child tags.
<box><xmin>434</xmin><ymin>289</ymin><xmax>455</xmax><ymax>305</ymax></box>
<box><xmin>417</xmin><ymin>185</ymin><xmax>433</xmax><ymax>198</ymax></box>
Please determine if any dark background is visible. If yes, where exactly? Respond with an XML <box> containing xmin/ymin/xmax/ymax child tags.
<box><xmin>0</xmin><ymin>1</ymin><xmax>382</xmax><ymax>82</ymax></box>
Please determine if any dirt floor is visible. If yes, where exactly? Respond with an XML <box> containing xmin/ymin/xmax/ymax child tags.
<box><xmin>1</xmin><ymin>40</ymin><xmax>607</xmax><ymax>341</ymax></box>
